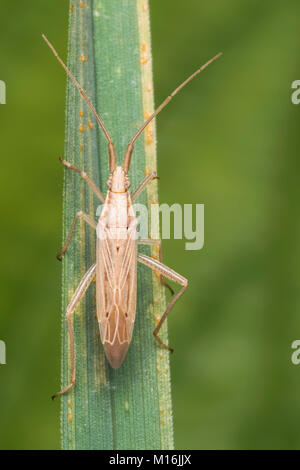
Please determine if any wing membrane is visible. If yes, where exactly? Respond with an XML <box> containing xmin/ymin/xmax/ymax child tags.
<box><xmin>96</xmin><ymin>222</ymin><xmax>137</xmax><ymax>346</ymax></box>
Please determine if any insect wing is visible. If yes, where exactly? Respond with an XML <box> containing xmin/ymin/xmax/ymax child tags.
<box><xmin>96</xmin><ymin>223</ymin><xmax>137</xmax><ymax>367</ymax></box>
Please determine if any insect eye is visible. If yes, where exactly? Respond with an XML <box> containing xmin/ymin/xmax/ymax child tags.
<box><xmin>107</xmin><ymin>175</ymin><xmax>113</xmax><ymax>188</ymax></box>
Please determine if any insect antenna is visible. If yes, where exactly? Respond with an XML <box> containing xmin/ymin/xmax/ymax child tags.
<box><xmin>122</xmin><ymin>52</ymin><xmax>222</xmax><ymax>173</ymax></box>
<box><xmin>42</xmin><ymin>34</ymin><xmax>117</xmax><ymax>171</ymax></box>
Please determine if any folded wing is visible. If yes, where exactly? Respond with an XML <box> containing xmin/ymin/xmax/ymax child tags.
<box><xmin>96</xmin><ymin>222</ymin><xmax>137</xmax><ymax>368</ymax></box>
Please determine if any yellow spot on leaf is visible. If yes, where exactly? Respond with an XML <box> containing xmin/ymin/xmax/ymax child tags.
<box><xmin>140</xmin><ymin>55</ymin><xmax>148</xmax><ymax>65</ymax></box>
<box><xmin>80</xmin><ymin>1</ymin><xmax>86</xmax><ymax>8</ymax></box>
<box><xmin>154</xmin><ymin>315</ymin><xmax>160</xmax><ymax>325</ymax></box>
<box><xmin>68</xmin><ymin>409</ymin><xmax>73</xmax><ymax>423</ymax></box>
<box><xmin>80</xmin><ymin>54</ymin><xmax>87</xmax><ymax>63</ymax></box>
<box><xmin>125</xmin><ymin>401</ymin><xmax>129</xmax><ymax>411</ymax></box>
<box><xmin>80</xmin><ymin>144</ymin><xmax>83</xmax><ymax>152</ymax></box>
<box><xmin>145</xmin><ymin>126</ymin><xmax>153</xmax><ymax>145</ymax></box>
<box><xmin>144</xmin><ymin>167</ymin><xmax>150</xmax><ymax>176</ymax></box>
<box><xmin>79</xmin><ymin>110</ymin><xmax>84</xmax><ymax>118</ymax></box>
<box><xmin>87</xmin><ymin>119</ymin><xmax>94</xmax><ymax>129</ymax></box>
<box><xmin>79</xmin><ymin>124</ymin><xmax>84</xmax><ymax>133</ymax></box>
<box><xmin>141</xmin><ymin>42</ymin><xmax>146</xmax><ymax>52</ymax></box>
<box><xmin>142</xmin><ymin>3</ymin><xmax>148</xmax><ymax>12</ymax></box>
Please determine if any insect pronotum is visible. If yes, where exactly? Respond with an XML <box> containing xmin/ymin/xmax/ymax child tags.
<box><xmin>42</xmin><ymin>34</ymin><xmax>221</xmax><ymax>399</ymax></box>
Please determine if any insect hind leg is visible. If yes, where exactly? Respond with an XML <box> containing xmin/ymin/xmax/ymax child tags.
<box><xmin>138</xmin><ymin>239</ymin><xmax>174</xmax><ymax>295</ymax></box>
<box><xmin>137</xmin><ymin>253</ymin><xmax>188</xmax><ymax>352</ymax></box>
<box><xmin>52</xmin><ymin>263</ymin><xmax>97</xmax><ymax>399</ymax></box>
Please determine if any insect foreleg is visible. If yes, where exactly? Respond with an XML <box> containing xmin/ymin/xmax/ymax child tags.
<box><xmin>52</xmin><ymin>263</ymin><xmax>97</xmax><ymax>400</ymax></box>
<box><xmin>137</xmin><ymin>253</ymin><xmax>188</xmax><ymax>352</ymax></box>
<box><xmin>57</xmin><ymin>211</ymin><xmax>97</xmax><ymax>260</ymax></box>
<box><xmin>60</xmin><ymin>157</ymin><xmax>105</xmax><ymax>203</ymax></box>
<box><xmin>138</xmin><ymin>239</ymin><xmax>174</xmax><ymax>295</ymax></box>
<box><xmin>131</xmin><ymin>172</ymin><xmax>158</xmax><ymax>201</ymax></box>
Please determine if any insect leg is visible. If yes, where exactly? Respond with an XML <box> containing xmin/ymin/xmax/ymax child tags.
<box><xmin>131</xmin><ymin>172</ymin><xmax>158</xmax><ymax>201</ymax></box>
<box><xmin>60</xmin><ymin>157</ymin><xmax>105</xmax><ymax>203</ymax></box>
<box><xmin>137</xmin><ymin>253</ymin><xmax>188</xmax><ymax>352</ymax></box>
<box><xmin>52</xmin><ymin>263</ymin><xmax>97</xmax><ymax>400</ymax></box>
<box><xmin>57</xmin><ymin>211</ymin><xmax>97</xmax><ymax>260</ymax></box>
<box><xmin>138</xmin><ymin>239</ymin><xmax>174</xmax><ymax>295</ymax></box>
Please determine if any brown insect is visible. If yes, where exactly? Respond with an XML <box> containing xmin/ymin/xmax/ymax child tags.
<box><xmin>43</xmin><ymin>34</ymin><xmax>221</xmax><ymax>399</ymax></box>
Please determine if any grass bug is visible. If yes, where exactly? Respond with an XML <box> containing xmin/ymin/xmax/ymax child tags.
<box><xmin>43</xmin><ymin>34</ymin><xmax>221</xmax><ymax>399</ymax></box>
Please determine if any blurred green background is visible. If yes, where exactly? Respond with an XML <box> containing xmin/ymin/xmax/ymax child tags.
<box><xmin>1</xmin><ymin>0</ymin><xmax>300</xmax><ymax>449</ymax></box>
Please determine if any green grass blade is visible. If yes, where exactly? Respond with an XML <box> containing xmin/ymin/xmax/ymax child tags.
<box><xmin>61</xmin><ymin>0</ymin><xmax>173</xmax><ymax>449</ymax></box>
